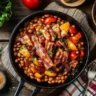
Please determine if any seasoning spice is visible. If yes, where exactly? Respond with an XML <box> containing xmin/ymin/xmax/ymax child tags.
<box><xmin>0</xmin><ymin>72</ymin><xmax>6</xmax><ymax>90</ymax></box>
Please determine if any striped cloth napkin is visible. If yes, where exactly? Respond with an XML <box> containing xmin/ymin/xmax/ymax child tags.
<box><xmin>59</xmin><ymin>60</ymin><xmax>96</xmax><ymax>96</ymax></box>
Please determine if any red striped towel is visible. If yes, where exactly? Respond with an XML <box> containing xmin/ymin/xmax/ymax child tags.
<box><xmin>59</xmin><ymin>60</ymin><xmax>96</xmax><ymax>96</ymax></box>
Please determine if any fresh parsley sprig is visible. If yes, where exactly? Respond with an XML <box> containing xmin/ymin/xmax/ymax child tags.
<box><xmin>0</xmin><ymin>0</ymin><xmax>12</xmax><ymax>27</ymax></box>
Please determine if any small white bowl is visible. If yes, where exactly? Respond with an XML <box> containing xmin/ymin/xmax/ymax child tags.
<box><xmin>60</xmin><ymin>0</ymin><xmax>86</xmax><ymax>7</ymax></box>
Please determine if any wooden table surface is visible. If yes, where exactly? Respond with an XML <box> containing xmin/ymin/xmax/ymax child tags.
<box><xmin>0</xmin><ymin>0</ymin><xmax>96</xmax><ymax>96</ymax></box>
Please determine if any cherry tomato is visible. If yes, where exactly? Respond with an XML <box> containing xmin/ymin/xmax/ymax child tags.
<box><xmin>44</xmin><ymin>17</ymin><xmax>56</xmax><ymax>25</ymax></box>
<box><xmin>22</xmin><ymin>0</ymin><xmax>40</xmax><ymax>9</ymax></box>
<box><xmin>80</xmin><ymin>50</ymin><xmax>84</xmax><ymax>57</ymax></box>
<box><xmin>70</xmin><ymin>51</ymin><xmax>77</xmax><ymax>60</ymax></box>
<box><xmin>69</xmin><ymin>32</ymin><xmax>82</xmax><ymax>44</ymax></box>
<box><xmin>75</xmin><ymin>32</ymin><xmax>82</xmax><ymax>39</ymax></box>
<box><xmin>69</xmin><ymin>27</ymin><xmax>77</xmax><ymax>34</ymax></box>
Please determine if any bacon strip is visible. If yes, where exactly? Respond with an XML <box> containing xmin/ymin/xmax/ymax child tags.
<box><xmin>54</xmin><ymin>49</ymin><xmax>69</xmax><ymax>65</ymax></box>
<box><xmin>41</xmin><ymin>30</ymin><xmax>50</xmax><ymax>40</ymax></box>
<box><xmin>69</xmin><ymin>60</ymin><xmax>78</xmax><ymax>68</ymax></box>
<box><xmin>31</xmin><ymin>35</ymin><xmax>54</xmax><ymax>69</ymax></box>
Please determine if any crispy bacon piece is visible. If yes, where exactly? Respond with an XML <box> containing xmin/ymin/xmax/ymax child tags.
<box><xmin>49</xmin><ymin>29</ymin><xmax>55</xmax><ymax>41</ymax></box>
<box><xmin>41</xmin><ymin>30</ymin><xmax>50</xmax><ymax>40</ymax></box>
<box><xmin>45</xmin><ymin>41</ymin><xmax>54</xmax><ymax>58</ymax></box>
<box><xmin>45</xmin><ymin>40</ymin><xmax>54</xmax><ymax>51</ymax></box>
<box><xmin>69</xmin><ymin>60</ymin><xmax>78</xmax><ymax>68</ymax></box>
<box><xmin>54</xmin><ymin>49</ymin><xmax>69</xmax><ymax>65</ymax></box>
<box><xmin>55</xmin><ymin>41</ymin><xmax>63</xmax><ymax>47</ymax></box>
<box><xmin>31</xmin><ymin>35</ymin><xmax>54</xmax><ymax>69</ymax></box>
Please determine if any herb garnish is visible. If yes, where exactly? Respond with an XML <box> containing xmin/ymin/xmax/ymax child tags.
<box><xmin>49</xmin><ymin>69</ymin><xmax>54</xmax><ymax>73</ymax></box>
<box><xmin>48</xmin><ymin>50</ymin><xmax>53</xmax><ymax>55</ymax></box>
<box><xmin>20</xmin><ymin>46</ymin><xmax>24</xmax><ymax>51</ymax></box>
<box><xmin>32</xmin><ymin>57</ymin><xmax>37</xmax><ymax>62</ymax></box>
<box><xmin>0</xmin><ymin>0</ymin><xmax>12</xmax><ymax>27</ymax></box>
<box><xmin>38</xmin><ymin>31</ymin><xmax>42</xmax><ymax>35</ymax></box>
<box><xmin>53</xmin><ymin>34</ymin><xmax>57</xmax><ymax>40</ymax></box>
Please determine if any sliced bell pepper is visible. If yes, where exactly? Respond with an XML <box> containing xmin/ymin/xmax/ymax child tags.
<box><xmin>35</xmin><ymin>73</ymin><xmax>42</xmax><ymax>78</ymax></box>
<box><xmin>45</xmin><ymin>70</ymin><xmax>57</xmax><ymax>77</ymax></box>
<box><xmin>60</xmin><ymin>22</ymin><xmax>70</xmax><ymax>33</ymax></box>
<box><xmin>44</xmin><ymin>17</ymin><xmax>56</xmax><ymax>25</ymax></box>
<box><xmin>67</xmin><ymin>39</ymin><xmax>77</xmax><ymax>50</ymax></box>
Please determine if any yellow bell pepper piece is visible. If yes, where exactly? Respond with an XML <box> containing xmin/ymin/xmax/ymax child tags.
<box><xmin>45</xmin><ymin>70</ymin><xmax>57</xmax><ymax>77</ymax></box>
<box><xmin>60</xmin><ymin>22</ymin><xmax>70</xmax><ymax>33</ymax></box>
<box><xmin>35</xmin><ymin>73</ymin><xmax>42</xmax><ymax>78</ymax></box>
<box><xmin>67</xmin><ymin>39</ymin><xmax>77</xmax><ymax>50</ymax></box>
<box><xmin>19</xmin><ymin>46</ymin><xmax>30</xmax><ymax>58</ymax></box>
<box><xmin>33</xmin><ymin>60</ymin><xmax>38</xmax><ymax>66</ymax></box>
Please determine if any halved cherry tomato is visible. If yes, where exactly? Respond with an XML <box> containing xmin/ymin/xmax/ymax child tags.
<box><xmin>69</xmin><ymin>32</ymin><xmax>82</xmax><ymax>44</ymax></box>
<box><xmin>80</xmin><ymin>50</ymin><xmax>84</xmax><ymax>57</ymax></box>
<box><xmin>76</xmin><ymin>32</ymin><xmax>82</xmax><ymax>39</ymax></box>
<box><xmin>70</xmin><ymin>51</ymin><xmax>77</xmax><ymax>60</ymax></box>
<box><xmin>69</xmin><ymin>27</ymin><xmax>77</xmax><ymax>34</ymax></box>
<box><xmin>44</xmin><ymin>17</ymin><xmax>56</xmax><ymax>25</ymax></box>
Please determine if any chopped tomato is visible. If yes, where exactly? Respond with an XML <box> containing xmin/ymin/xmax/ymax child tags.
<box><xmin>70</xmin><ymin>51</ymin><xmax>77</xmax><ymax>60</ymax></box>
<box><xmin>69</xmin><ymin>32</ymin><xmax>82</xmax><ymax>44</ymax></box>
<box><xmin>69</xmin><ymin>37</ymin><xmax>77</xmax><ymax>44</ymax></box>
<box><xmin>76</xmin><ymin>32</ymin><xmax>82</xmax><ymax>39</ymax></box>
<box><xmin>44</xmin><ymin>17</ymin><xmax>56</xmax><ymax>25</ymax></box>
<box><xmin>80</xmin><ymin>50</ymin><xmax>84</xmax><ymax>57</ymax></box>
<box><xmin>69</xmin><ymin>27</ymin><xmax>77</xmax><ymax>34</ymax></box>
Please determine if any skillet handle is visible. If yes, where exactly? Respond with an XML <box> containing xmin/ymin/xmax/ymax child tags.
<box><xmin>14</xmin><ymin>79</ymin><xmax>25</xmax><ymax>96</ymax></box>
<box><xmin>31</xmin><ymin>87</ymin><xmax>41</xmax><ymax>96</ymax></box>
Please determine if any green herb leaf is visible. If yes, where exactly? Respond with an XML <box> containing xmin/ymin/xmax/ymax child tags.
<box><xmin>0</xmin><ymin>0</ymin><xmax>12</xmax><ymax>27</ymax></box>
<box><xmin>49</xmin><ymin>69</ymin><xmax>54</xmax><ymax>73</ymax></box>
<box><xmin>38</xmin><ymin>31</ymin><xmax>42</xmax><ymax>35</ymax></box>
<box><xmin>20</xmin><ymin>46</ymin><xmax>24</xmax><ymax>51</ymax></box>
<box><xmin>48</xmin><ymin>50</ymin><xmax>53</xmax><ymax>55</ymax></box>
<box><xmin>32</xmin><ymin>57</ymin><xmax>37</xmax><ymax>62</ymax></box>
<box><xmin>53</xmin><ymin>34</ymin><xmax>57</xmax><ymax>40</ymax></box>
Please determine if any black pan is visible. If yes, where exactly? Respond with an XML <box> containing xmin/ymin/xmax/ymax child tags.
<box><xmin>9</xmin><ymin>10</ymin><xmax>90</xmax><ymax>96</ymax></box>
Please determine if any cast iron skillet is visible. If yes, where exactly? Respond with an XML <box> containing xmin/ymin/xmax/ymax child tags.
<box><xmin>9</xmin><ymin>10</ymin><xmax>90</xmax><ymax>96</ymax></box>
